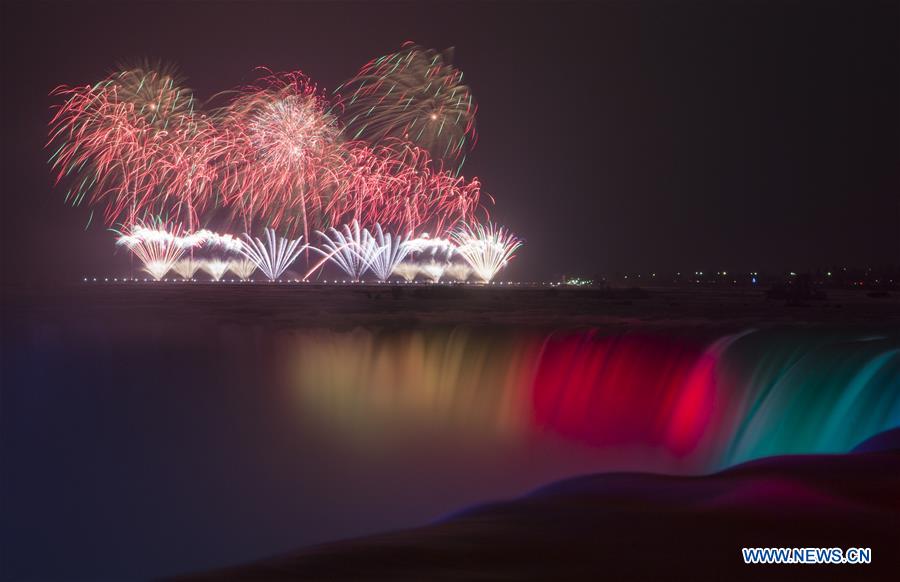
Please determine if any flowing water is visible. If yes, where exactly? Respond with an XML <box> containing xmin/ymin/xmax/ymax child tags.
<box><xmin>284</xmin><ymin>326</ymin><xmax>900</xmax><ymax>471</ymax></box>
<box><xmin>3</xmin><ymin>299</ymin><xmax>899</xmax><ymax>579</ymax></box>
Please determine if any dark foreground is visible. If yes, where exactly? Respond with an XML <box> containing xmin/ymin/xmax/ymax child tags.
<box><xmin>180</xmin><ymin>430</ymin><xmax>900</xmax><ymax>581</ymax></box>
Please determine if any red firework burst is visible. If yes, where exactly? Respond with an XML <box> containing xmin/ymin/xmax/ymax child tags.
<box><xmin>48</xmin><ymin>67</ymin><xmax>223</xmax><ymax>230</ymax></box>
<box><xmin>48</xmin><ymin>61</ymin><xmax>491</xmax><ymax>239</ymax></box>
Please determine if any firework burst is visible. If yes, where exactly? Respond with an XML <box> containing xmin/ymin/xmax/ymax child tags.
<box><xmin>194</xmin><ymin>230</ymin><xmax>243</xmax><ymax>253</ymax></box>
<box><xmin>363</xmin><ymin>223</ymin><xmax>411</xmax><ymax>282</ymax></box>
<box><xmin>213</xmin><ymin>71</ymin><xmax>486</xmax><ymax>238</ymax></box>
<box><xmin>48</xmin><ymin>58</ymin><xmax>511</xmax><ymax>274</ymax></box>
<box><xmin>335</xmin><ymin>43</ymin><xmax>477</xmax><ymax>169</ymax></box>
<box><xmin>112</xmin><ymin>64</ymin><xmax>196</xmax><ymax>129</ymax></box>
<box><xmin>405</xmin><ymin>233</ymin><xmax>457</xmax><ymax>260</ymax></box>
<box><xmin>172</xmin><ymin>257</ymin><xmax>203</xmax><ymax>279</ymax></box>
<box><xmin>419</xmin><ymin>260</ymin><xmax>447</xmax><ymax>283</ymax></box>
<box><xmin>392</xmin><ymin>261</ymin><xmax>420</xmax><ymax>282</ymax></box>
<box><xmin>326</xmin><ymin>139</ymin><xmax>486</xmax><ymax>237</ymax></box>
<box><xmin>48</xmin><ymin>65</ymin><xmax>222</xmax><ymax>230</ymax></box>
<box><xmin>444</xmin><ymin>262</ymin><xmax>472</xmax><ymax>282</ymax></box>
<box><xmin>312</xmin><ymin>221</ymin><xmax>376</xmax><ymax>281</ymax></box>
<box><xmin>115</xmin><ymin>221</ymin><xmax>196</xmax><ymax>280</ymax></box>
<box><xmin>201</xmin><ymin>259</ymin><xmax>231</xmax><ymax>281</ymax></box>
<box><xmin>228</xmin><ymin>258</ymin><xmax>258</xmax><ymax>280</ymax></box>
<box><xmin>217</xmin><ymin>70</ymin><xmax>343</xmax><ymax>240</ymax></box>
<box><xmin>239</xmin><ymin>228</ymin><xmax>306</xmax><ymax>281</ymax></box>
<box><xmin>451</xmin><ymin>223</ymin><xmax>522</xmax><ymax>282</ymax></box>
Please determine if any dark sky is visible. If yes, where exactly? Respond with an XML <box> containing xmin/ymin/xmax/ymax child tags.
<box><xmin>1</xmin><ymin>0</ymin><xmax>898</xmax><ymax>284</ymax></box>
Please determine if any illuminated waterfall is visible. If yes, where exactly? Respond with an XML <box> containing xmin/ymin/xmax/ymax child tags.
<box><xmin>283</xmin><ymin>327</ymin><xmax>900</xmax><ymax>472</ymax></box>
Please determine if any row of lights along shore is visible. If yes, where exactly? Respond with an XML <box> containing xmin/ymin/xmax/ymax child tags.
<box><xmin>82</xmin><ymin>277</ymin><xmax>570</xmax><ymax>286</ymax></box>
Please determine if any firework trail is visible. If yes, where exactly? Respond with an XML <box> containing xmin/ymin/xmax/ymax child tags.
<box><xmin>312</xmin><ymin>221</ymin><xmax>377</xmax><ymax>281</ymax></box>
<box><xmin>49</xmin><ymin>59</ymin><xmax>504</xmax><ymax>268</ymax></box>
<box><xmin>239</xmin><ymin>228</ymin><xmax>306</xmax><ymax>281</ymax></box>
<box><xmin>419</xmin><ymin>260</ymin><xmax>447</xmax><ymax>283</ymax></box>
<box><xmin>213</xmin><ymin>72</ymin><xmax>485</xmax><ymax>239</ymax></box>
<box><xmin>228</xmin><ymin>258</ymin><xmax>258</xmax><ymax>280</ymax></box>
<box><xmin>193</xmin><ymin>230</ymin><xmax>243</xmax><ymax>253</ymax></box>
<box><xmin>172</xmin><ymin>257</ymin><xmax>203</xmax><ymax>279</ymax></box>
<box><xmin>360</xmin><ymin>223</ymin><xmax>411</xmax><ymax>282</ymax></box>
<box><xmin>201</xmin><ymin>259</ymin><xmax>231</xmax><ymax>281</ymax></box>
<box><xmin>115</xmin><ymin>221</ymin><xmax>198</xmax><ymax>280</ymax></box>
<box><xmin>451</xmin><ymin>223</ymin><xmax>522</xmax><ymax>282</ymax></box>
<box><xmin>392</xmin><ymin>261</ymin><xmax>420</xmax><ymax>282</ymax></box>
<box><xmin>335</xmin><ymin>43</ymin><xmax>477</xmax><ymax>170</ymax></box>
<box><xmin>444</xmin><ymin>262</ymin><xmax>472</xmax><ymax>282</ymax></box>
<box><xmin>326</xmin><ymin>139</ymin><xmax>486</xmax><ymax>237</ymax></box>
<box><xmin>216</xmin><ymin>70</ymin><xmax>343</xmax><ymax>241</ymax></box>
<box><xmin>48</xmin><ymin>65</ymin><xmax>223</xmax><ymax>230</ymax></box>
<box><xmin>405</xmin><ymin>233</ymin><xmax>457</xmax><ymax>260</ymax></box>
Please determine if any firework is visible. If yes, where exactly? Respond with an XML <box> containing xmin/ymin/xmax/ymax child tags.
<box><xmin>216</xmin><ymin>70</ymin><xmax>343</xmax><ymax>241</ymax></box>
<box><xmin>49</xmin><ymin>61</ymin><xmax>505</xmax><ymax>270</ymax></box>
<box><xmin>193</xmin><ymin>230</ymin><xmax>243</xmax><ymax>253</ymax></box>
<box><xmin>201</xmin><ymin>259</ymin><xmax>231</xmax><ymax>281</ymax></box>
<box><xmin>116</xmin><ymin>222</ymin><xmax>194</xmax><ymax>280</ymax></box>
<box><xmin>214</xmin><ymin>72</ymin><xmax>487</xmax><ymax>238</ymax></box>
<box><xmin>335</xmin><ymin>43</ymin><xmax>477</xmax><ymax>168</ymax></box>
<box><xmin>419</xmin><ymin>261</ymin><xmax>447</xmax><ymax>283</ymax></box>
<box><xmin>325</xmin><ymin>139</ymin><xmax>486</xmax><ymax>237</ymax></box>
<box><xmin>113</xmin><ymin>64</ymin><xmax>196</xmax><ymax>128</ymax></box>
<box><xmin>444</xmin><ymin>262</ymin><xmax>472</xmax><ymax>282</ymax></box>
<box><xmin>228</xmin><ymin>258</ymin><xmax>258</xmax><ymax>280</ymax></box>
<box><xmin>172</xmin><ymin>258</ymin><xmax>203</xmax><ymax>279</ymax></box>
<box><xmin>451</xmin><ymin>223</ymin><xmax>522</xmax><ymax>282</ymax></box>
<box><xmin>221</xmin><ymin>117</ymin><xmax>486</xmax><ymax>239</ymax></box>
<box><xmin>362</xmin><ymin>223</ymin><xmax>411</xmax><ymax>282</ymax></box>
<box><xmin>312</xmin><ymin>221</ymin><xmax>376</xmax><ymax>281</ymax></box>
<box><xmin>239</xmin><ymin>228</ymin><xmax>306</xmax><ymax>281</ymax></box>
<box><xmin>392</xmin><ymin>261</ymin><xmax>420</xmax><ymax>282</ymax></box>
<box><xmin>405</xmin><ymin>234</ymin><xmax>457</xmax><ymax>259</ymax></box>
<box><xmin>48</xmin><ymin>65</ymin><xmax>222</xmax><ymax>229</ymax></box>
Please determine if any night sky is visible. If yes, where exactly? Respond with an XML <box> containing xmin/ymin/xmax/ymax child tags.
<box><xmin>1</xmin><ymin>0</ymin><xmax>898</xmax><ymax>284</ymax></box>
